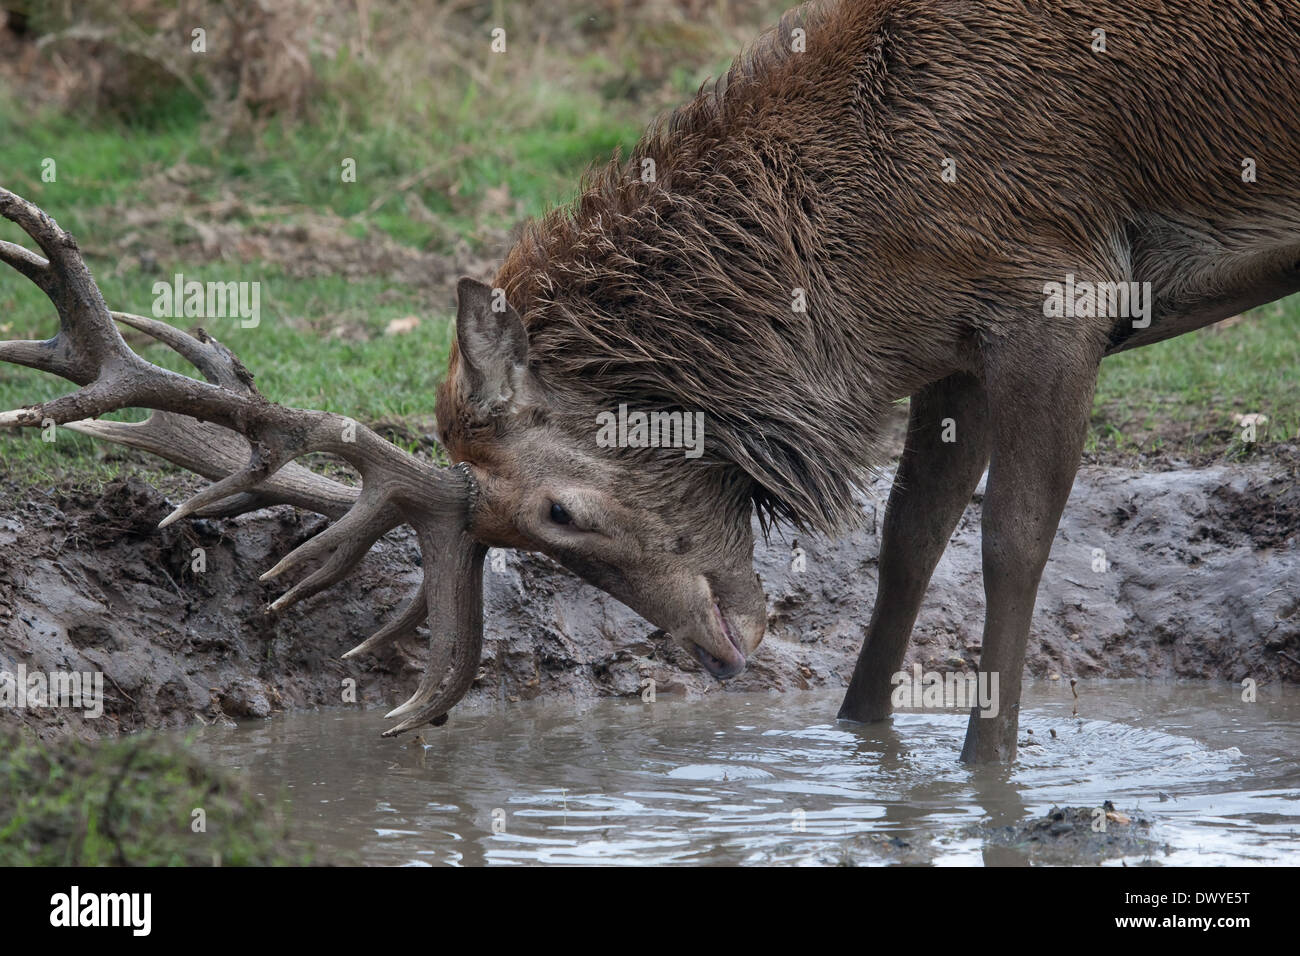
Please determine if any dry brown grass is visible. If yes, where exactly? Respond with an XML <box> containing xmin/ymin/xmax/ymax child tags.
<box><xmin>1</xmin><ymin>0</ymin><xmax>785</xmax><ymax>133</ymax></box>
<box><xmin>4</xmin><ymin>0</ymin><xmax>317</xmax><ymax>129</ymax></box>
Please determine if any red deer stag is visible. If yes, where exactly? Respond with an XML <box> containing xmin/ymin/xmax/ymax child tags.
<box><xmin>3</xmin><ymin>0</ymin><xmax>1298</xmax><ymax>761</ymax></box>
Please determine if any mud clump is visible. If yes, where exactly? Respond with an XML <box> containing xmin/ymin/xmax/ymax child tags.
<box><xmin>978</xmin><ymin>803</ymin><xmax>1167</xmax><ymax>864</ymax></box>
<box><xmin>1204</xmin><ymin>475</ymin><xmax>1300</xmax><ymax>551</ymax></box>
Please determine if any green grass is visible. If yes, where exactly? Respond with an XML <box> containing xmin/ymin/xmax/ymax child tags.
<box><xmin>0</xmin><ymin>63</ymin><xmax>644</xmax><ymax>254</ymax></box>
<box><xmin>0</xmin><ymin>730</ymin><xmax>322</xmax><ymax>865</ymax></box>
<box><xmin>1092</xmin><ymin>299</ymin><xmax>1300</xmax><ymax>457</ymax></box>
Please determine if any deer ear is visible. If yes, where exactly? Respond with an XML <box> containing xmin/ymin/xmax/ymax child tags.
<box><xmin>455</xmin><ymin>277</ymin><xmax>529</xmax><ymax>417</ymax></box>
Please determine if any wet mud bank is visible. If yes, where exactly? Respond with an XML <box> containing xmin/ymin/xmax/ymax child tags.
<box><xmin>1</xmin><ymin>457</ymin><xmax>1297</xmax><ymax>739</ymax></box>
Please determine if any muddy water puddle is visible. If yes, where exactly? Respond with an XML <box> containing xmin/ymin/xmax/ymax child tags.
<box><xmin>186</xmin><ymin>681</ymin><xmax>1300</xmax><ymax>865</ymax></box>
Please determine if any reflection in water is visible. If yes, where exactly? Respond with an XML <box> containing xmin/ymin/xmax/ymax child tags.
<box><xmin>187</xmin><ymin>680</ymin><xmax>1300</xmax><ymax>866</ymax></box>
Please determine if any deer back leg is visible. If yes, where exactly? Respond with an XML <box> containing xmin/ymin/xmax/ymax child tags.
<box><xmin>959</xmin><ymin>335</ymin><xmax>1103</xmax><ymax>763</ymax></box>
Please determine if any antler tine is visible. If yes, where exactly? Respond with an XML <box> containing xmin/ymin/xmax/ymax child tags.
<box><xmin>341</xmin><ymin>592</ymin><xmax>428</xmax><ymax>660</ymax></box>
<box><xmin>259</xmin><ymin>487</ymin><xmax>402</xmax><ymax>611</ymax></box>
<box><xmin>0</xmin><ymin>188</ymin><xmax>136</xmax><ymax>383</ymax></box>
<box><xmin>110</xmin><ymin>311</ymin><xmax>258</xmax><ymax>393</ymax></box>
<box><xmin>382</xmin><ymin>524</ymin><xmax>486</xmax><ymax>736</ymax></box>
<box><xmin>0</xmin><ymin>238</ymin><xmax>51</xmax><ymax>287</ymax></box>
<box><xmin>1</xmin><ymin>186</ymin><xmax>486</xmax><ymax>736</ymax></box>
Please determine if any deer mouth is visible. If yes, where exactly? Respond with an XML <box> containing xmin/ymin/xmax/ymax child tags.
<box><xmin>692</xmin><ymin>603</ymin><xmax>747</xmax><ymax>679</ymax></box>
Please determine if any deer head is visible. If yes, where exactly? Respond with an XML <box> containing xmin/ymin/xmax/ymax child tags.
<box><xmin>437</xmin><ymin>278</ymin><xmax>767</xmax><ymax>678</ymax></box>
<box><xmin>0</xmin><ymin>188</ymin><xmax>771</xmax><ymax>738</ymax></box>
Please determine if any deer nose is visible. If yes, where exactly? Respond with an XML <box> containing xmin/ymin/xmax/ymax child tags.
<box><xmin>684</xmin><ymin>603</ymin><xmax>746</xmax><ymax>679</ymax></box>
<box><xmin>692</xmin><ymin>642</ymin><xmax>746</xmax><ymax>679</ymax></box>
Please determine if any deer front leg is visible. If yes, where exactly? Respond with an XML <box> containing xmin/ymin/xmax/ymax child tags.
<box><xmin>838</xmin><ymin>371</ymin><xmax>990</xmax><ymax>722</ymax></box>
<box><xmin>959</xmin><ymin>342</ymin><xmax>1101</xmax><ymax>763</ymax></box>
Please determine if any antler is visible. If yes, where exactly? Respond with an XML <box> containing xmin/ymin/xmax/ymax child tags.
<box><xmin>0</xmin><ymin>187</ymin><xmax>485</xmax><ymax>736</ymax></box>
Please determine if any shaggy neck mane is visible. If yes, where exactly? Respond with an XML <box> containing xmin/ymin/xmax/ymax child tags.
<box><xmin>494</xmin><ymin>0</ymin><xmax>889</xmax><ymax>535</ymax></box>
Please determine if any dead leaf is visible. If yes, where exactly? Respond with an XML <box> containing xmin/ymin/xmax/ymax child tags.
<box><xmin>385</xmin><ymin>315</ymin><xmax>420</xmax><ymax>335</ymax></box>
<box><xmin>482</xmin><ymin>183</ymin><xmax>512</xmax><ymax>215</ymax></box>
<box><xmin>1232</xmin><ymin>412</ymin><xmax>1268</xmax><ymax>427</ymax></box>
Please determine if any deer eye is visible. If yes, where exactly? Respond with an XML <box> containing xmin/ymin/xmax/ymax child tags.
<box><xmin>549</xmin><ymin>502</ymin><xmax>574</xmax><ymax>526</ymax></box>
